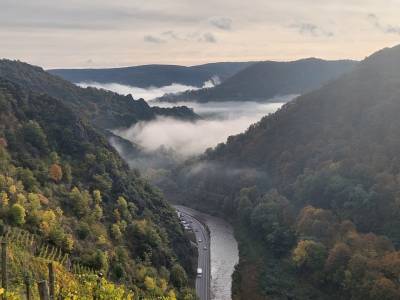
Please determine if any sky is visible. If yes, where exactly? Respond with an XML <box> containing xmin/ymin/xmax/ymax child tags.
<box><xmin>1</xmin><ymin>0</ymin><xmax>400</xmax><ymax>68</ymax></box>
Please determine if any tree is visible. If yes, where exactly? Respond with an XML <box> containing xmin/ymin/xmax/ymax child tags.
<box><xmin>111</xmin><ymin>224</ymin><xmax>122</xmax><ymax>241</ymax></box>
<box><xmin>325</xmin><ymin>242</ymin><xmax>351</xmax><ymax>272</ymax></box>
<box><xmin>17</xmin><ymin>168</ymin><xmax>38</xmax><ymax>192</ymax></box>
<box><xmin>296</xmin><ymin>206</ymin><xmax>336</xmax><ymax>243</ymax></box>
<box><xmin>22</xmin><ymin>121</ymin><xmax>48</xmax><ymax>152</ymax></box>
<box><xmin>69</xmin><ymin>187</ymin><xmax>89</xmax><ymax>216</ymax></box>
<box><xmin>62</xmin><ymin>234</ymin><xmax>74</xmax><ymax>252</ymax></box>
<box><xmin>144</xmin><ymin>276</ymin><xmax>156</xmax><ymax>291</ymax></box>
<box><xmin>9</xmin><ymin>203</ymin><xmax>26</xmax><ymax>225</ymax></box>
<box><xmin>93</xmin><ymin>190</ymin><xmax>102</xmax><ymax>204</ymax></box>
<box><xmin>49</xmin><ymin>164</ymin><xmax>63</xmax><ymax>182</ymax></box>
<box><xmin>292</xmin><ymin>240</ymin><xmax>327</xmax><ymax>272</ymax></box>
<box><xmin>237</xmin><ymin>194</ymin><xmax>252</xmax><ymax>223</ymax></box>
<box><xmin>170</xmin><ymin>264</ymin><xmax>188</xmax><ymax>289</ymax></box>
<box><xmin>0</xmin><ymin>192</ymin><xmax>9</xmax><ymax>207</ymax></box>
<box><xmin>63</xmin><ymin>163</ymin><xmax>72</xmax><ymax>184</ymax></box>
<box><xmin>325</xmin><ymin>242</ymin><xmax>352</xmax><ymax>286</ymax></box>
<box><xmin>92</xmin><ymin>250</ymin><xmax>109</xmax><ymax>272</ymax></box>
<box><xmin>370</xmin><ymin>277</ymin><xmax>400</xmax><ymax>300</ymax></box>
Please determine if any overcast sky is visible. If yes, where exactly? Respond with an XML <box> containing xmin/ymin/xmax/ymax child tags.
<box><xmin>1</xmin><ymin>0</ymin><xmax>400</xmax><ymax>68</ymax></box>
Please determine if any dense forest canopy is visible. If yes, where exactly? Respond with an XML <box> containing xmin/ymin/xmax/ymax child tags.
<box><xmin>163</xmin><ymin>44</ymin><xmax>400</xmax><ymax>299</ymax></box>
<box><xmin>0</xmin><ymin>77</ymin><xmax>196</xmax><ymax>298</ymax></box>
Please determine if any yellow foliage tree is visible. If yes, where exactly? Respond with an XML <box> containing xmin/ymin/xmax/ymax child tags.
<box><xmin>0</xmin><ymin>192</ymin><xmax>9</xmax><ymax>207</ymax></box>
<box><xmin>144</xmin><ymin>276</ymin><xmax>156</xmax><ymax>291</ymax></box>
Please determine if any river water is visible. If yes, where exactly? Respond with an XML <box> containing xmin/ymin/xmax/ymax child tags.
<box><xmin>176</xmin><ymin>206</ymin><xmax>239</xmax><ymax>300</ymax></box>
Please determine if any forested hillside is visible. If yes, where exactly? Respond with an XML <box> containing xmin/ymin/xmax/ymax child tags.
<box><xmin>157</xmin><ymin>58</ymin><xmax>357</xmax><ymax>103</ymax></box>
<box><xmin>0</xmin><ymin>78</ymin><xmax>196</xmax><ymax>298</ymax></box>
<box><xmin>0</xmin><ymin>59</ymin><xmax>198</xmax><ymax>130</ymax></box>
<box><xmin>164</xmin><ymin>45</ymin><xmax>400</xmax><ymax>299</ymax></box>
<box><xmin>49</xmin><ymin>62</ymin><xmax>255</xmax><ymax>88</ymax></box>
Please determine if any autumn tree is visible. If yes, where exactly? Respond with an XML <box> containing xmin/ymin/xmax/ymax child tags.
<box><xmin>49</xmin><ymin>163</ymin><xmax>63</xmax><ymax>182</ymax></box>
<box><xmin>292</xmin><ymin>240</ymin><xmax>327</xmax><ymax>273</ymax></box>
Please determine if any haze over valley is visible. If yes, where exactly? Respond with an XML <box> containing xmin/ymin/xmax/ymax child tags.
<box><xmin>2</xmin><ymin>1</ymin><xmax>400</xmax><ymax>300</ymax></box>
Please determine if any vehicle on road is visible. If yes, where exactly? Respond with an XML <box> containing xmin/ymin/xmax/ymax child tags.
<box><xmin>198</xmin><ymin>238</ymin><xmax>202</xmax><ymax>243</ymax></box>
<box><xmin>203</xmin><ymin>246</ymin><xmax>207</xmax><ymax>250</ymax></box>
<box><xmin>197</xmin><ymin>268</ymin><xmax>203</xmax><ymax>277</ymax></box>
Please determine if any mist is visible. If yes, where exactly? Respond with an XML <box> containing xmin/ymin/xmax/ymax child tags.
<box><xmin>114</xmin><ymin>98</ymin><xmax>293</xmax><ymax>157</ymax></box>
<box><xmin>77</xmin><ymin>77</ymin><xmax>219</xmax><ymax>100</ymax></box>
<box><xmin>77</xmin><ymin>79</ymin><xmax>294</xmax><ymax>163</ymax></box>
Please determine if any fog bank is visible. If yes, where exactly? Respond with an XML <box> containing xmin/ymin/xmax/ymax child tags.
<box><xmin>77</xmin><ymin>78</ymin><xmax>219</xmax><ymax>100</ymax></box>
<box><xmin>114</xmin><ymin>100</ymin><xmax>291</xmax><ymax>157</ymax></box>
<box><xmin>76</xmin><ymin>79</ymin><xmax>294</xmax><ymax>160</ymax></box>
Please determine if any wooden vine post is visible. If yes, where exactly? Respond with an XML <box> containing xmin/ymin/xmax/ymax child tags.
<box><xmin>38</xmin><ymin>280</ymin><xmax>50</xmax><ymax>300</ymax></box>
<box><xmin>48</xmin><ymin>263</ymin><xmax>55</xmax><ymax>300</ymax></box>
<box><xmin>1</xmin><ymin>240</ymin><xmax>7</xmax><ymax>299</ymax></box>
<box><xmin>24</xmin><ymin>273</ymin><xmax>32</xmax><ymax>300</ymax></box>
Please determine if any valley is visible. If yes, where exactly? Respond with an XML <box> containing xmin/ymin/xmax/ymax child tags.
<box><xmin>2</xmin><ymin>4</ymin><xmax>400</xmax><ymax>299</ymax></box>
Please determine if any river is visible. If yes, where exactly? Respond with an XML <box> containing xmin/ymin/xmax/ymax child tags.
<box><xmin>175</xmin><ymin>205</ymin><xmax>239</xmax><ymax>300</ymax></box>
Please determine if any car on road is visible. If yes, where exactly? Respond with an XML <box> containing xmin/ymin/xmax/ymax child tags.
<box><xmin>198</xmin><ymin>238</ymin><xmax>202</xmax><ymax>243</ymax></box>
<box><xmin>197</xmin><ymin>268</ymin><xmax>203</xmax><ymax>277</ymax></box>
<box><xmin>203</xmin><ymin>246</ymin><xmax>207</xmax><ymax>250</ymax></box>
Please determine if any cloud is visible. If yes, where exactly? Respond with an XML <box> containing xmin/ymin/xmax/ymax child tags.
<box><xmin>200</xmin><ymin>32</ymin><xmax>217</xmax><ymax>43</ymax></box>
<box><xmin>367</xmin><ymin>13</ymin><xmax>400</xmax><ymax>35</ymax></box>
<box><xmin>162</xmin><ymin>30</ymin><xmax>181</xmax><ymax>40</ymax></box>
<box><xmin>210</xmin><ymin>17</ymin><xmax>233</xmax><ymax>30</ymax></box>
<box><xmin>0</xmin><ymin>1</ymin><xmax>204</xmax><ymax>31</ymax></box>
<box><xmin>113</xmin><ymin>98</ymin><xmax>293</xmax><ymax>157</ymax></box>
<box><xmin>144</xmin><ymin>35</ymin><xmax>166</xmax><ymax>43</ymax></box>
<box><xmin>143</xmin><ymin>30</ymin><xmax>217</xmax><ymax>44</ymax></box>
<box><xmin>290</xmin><ymin>22</ymin><xmax>334</xmax><ymax>37</ymax></box>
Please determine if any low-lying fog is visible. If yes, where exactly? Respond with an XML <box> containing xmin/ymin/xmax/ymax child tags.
<box><xmin>116</xmin><ymin>100</ymin><xmax>288</xmax><ymax>157</ymax></box>
<box><xmin>78</xmin><ymin>81</ymin><xmax>295</xmax><ymax>160</ymax></box>
<box><xmin>77</xmin><ymin>78</ymin><xmax>218</xmax><ymax>100</ymax></box>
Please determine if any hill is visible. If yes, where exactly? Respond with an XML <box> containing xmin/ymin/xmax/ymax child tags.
<box><xmin>157</xmin><ymin>58</ymin><xmax>357</xmax><ymax>102</ymax></box>
<box><xmin>164</xmin><ymin>45</ymin><xmax>400</xmax><ymax>299</ymax></box>
<box><xmin>0</xmin><ymin>78</ymin><xmax>196</xmax><ymax>298</ymax></box>
<box><xmin>48</xmin><ymin>62</ymin><xmax>255</xmax><ymax>88</ymax></box>
<box><xmin>0</xmin><ymin>59</ymin><xmax>198</xmax><ymax>130</ymax></box>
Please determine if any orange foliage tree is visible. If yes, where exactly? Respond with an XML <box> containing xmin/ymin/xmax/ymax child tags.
<box><xmin>49</xmin><ymin>164</ymin><xmax>63</xmax><ymax>182</ymax></box>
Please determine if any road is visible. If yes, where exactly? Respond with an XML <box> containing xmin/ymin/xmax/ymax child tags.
<box><xmin>175</xmin><ymin>206</ymin><xmax>211</xmax><ymax>300</ymax></box>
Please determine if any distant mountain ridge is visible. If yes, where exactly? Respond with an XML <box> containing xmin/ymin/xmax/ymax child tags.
<box><xmin>0</xmin><ymin>59</ymin><xmax>199</xmax><ymax>130</ymax></box>
<box><xmin>48</xmin><ymin>62</ymin><xmax>256</xmax><ymax>88</ymax></box>
<box><xmin>157</xmin><ymin>58</ymin><xmax>358</xmax><ymax>102</ymax></box>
